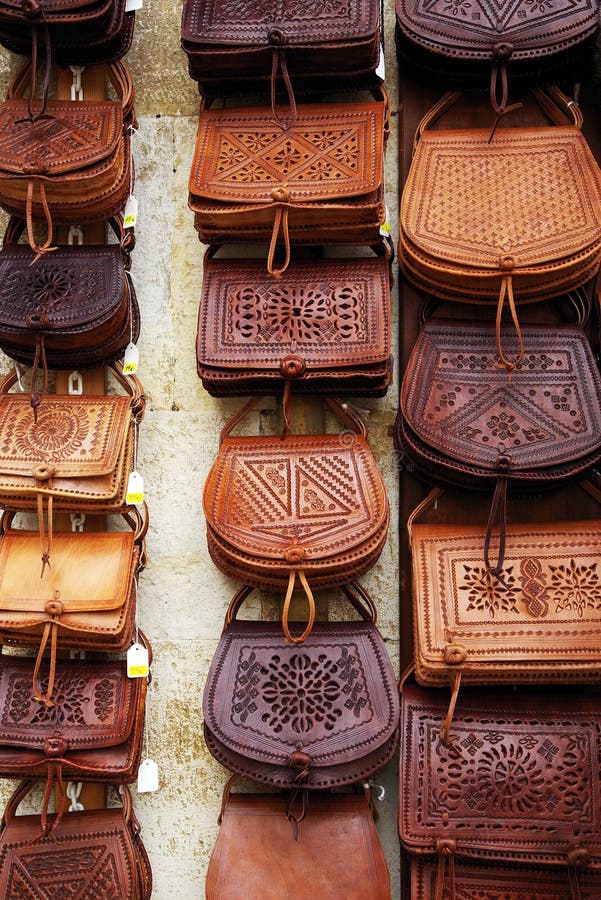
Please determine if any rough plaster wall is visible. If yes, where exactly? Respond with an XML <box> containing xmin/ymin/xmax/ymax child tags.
<box><xmin>0</xmin><ymin>2</ymin><xmax>401</xmax><ymax>896</ymax></box>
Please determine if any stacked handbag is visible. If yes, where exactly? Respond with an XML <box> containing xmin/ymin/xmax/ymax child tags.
<box><xmin>395</xmin><ymin>3</ymin><xmax>601</xmax><ymax>897</ymax></box>
<box><xmin>0</xmin><ymin>5</ymin><xmax>152</xmax><ymax>897</ymax></box>
<box><xmin>181</xmin><ymin>0</ymin><xmax>397</xmax><ymax>895</ymax></box>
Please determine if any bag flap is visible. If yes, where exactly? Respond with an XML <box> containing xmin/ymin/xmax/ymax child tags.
<box><xmin>0</xmin><ymin>100</ymin><xmax>122</xmax><ymax>177</ymax></box>
<box><xmin>203</xmin><ymin>433</ymin><xmax>388</xmax><ymax>561</ymax></box>
<box><xmin>400</xmin><ymin>681</ymin><xmax>601</xmax><ymax>861</ymax></box>
<box><xmin>0</xmin><ymin>0</ymin><xmax>114</xmax><ymax>20</ymax></box>
<box><xmin>402</xmin><ymin>128</ymin><xmax>601</xmax><ymax>269</ymax></box>
<box><xmin>182</xmin><ymin>0</ymin><xmax>378</xmax><ymax>46</ymax></box>
<box><xmin>401</xmin><ymin>323</ymin><xmax>601</xmax><ymax>472</ymax></box>
<box><xmin>412</xmin><ymin>519</ymin><xmax>601</xmax><ymax>666</ymax></box>
<box><xmin>396</xmin><ymin>0</ymin><xmax>598</xmax><ymax>59</ymax></box>
<box><xmin>203</xmin><ymin>620</ymin><xmax>398</xmax><ymax>769</ymax></box>
<box><xmin>189</xmin><ymin>103</ymin><xmax>384</xmax><ymax>203</ymax></box>
<box><xmin>0</xmin><ymin>394</ymin><xmax>132</xmax><ymax>478</ymax></box>
<box><xmin>198</xmin><ymin>256</ymin><xmax>390</xmax><ymax>372</ymax></box>
<box><xmin>0</xmin><ymin>245</ymin><xmax>125</xmax><ymax>331</ymax></box>
<box><xmin>0</xmin><ymin>529</ymin><xmax>135</xmax><ymax>616</ymax></box>
<box><xmin>0</xmin><ymin>656</ymin><xmax>143</xmax><ymax>751</ymax></box>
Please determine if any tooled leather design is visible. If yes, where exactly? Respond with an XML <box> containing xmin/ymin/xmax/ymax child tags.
<box><xmin>4</xmin><ymin>671</ymin><xmax>119</xmax><ymax>730</ymax></box>
<box><xmin>401</xmin><ymin>684</ymin><xmax>601</xmax><ymax>858</ymax></box>
<box><xmin>396</xmin><ymin>1</ymin><xmax>598</xmax><ymax>58</ymax></box>
<box><xmin>0</xmin><ymin>102</ymin><xmax>121</xmax><ymax>175</ymax></box>
<box><xmin>402</xmin><ymin>324</ymin><xmax>601</xmax><ymax>471</ymax></box>
<box><xmin>205</xmin><ymin>436</ymin><xmax>387</xmax><ymax>560</ymax></box>
<box><xmin>402</xmin><ymin>131</ymin><xmax>601</xmax><ymax>269</ymax></box>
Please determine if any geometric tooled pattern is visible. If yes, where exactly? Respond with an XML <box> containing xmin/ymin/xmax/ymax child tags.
<box><xmin>212</xmin><ymin>0</ymin><xmax>351</xmax><ymax>25</ymax></box>
<box><xmin>6</xmin><ymin>842</ymin><xmax>129</xmax><ymax>899</ymax></box>
<box><xmin>3</xmin><ymin>671</ymin><xmax>120</xmax><ymax>731</ymax></box>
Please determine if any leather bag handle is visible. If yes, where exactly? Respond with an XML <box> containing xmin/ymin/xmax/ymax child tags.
<box><xmin>219</xmin><ymin>396</ymin><xmax>367</xmax><ymax>444</ymax></box>
<box><xmin>3</xmin><ymin>214</ymin><xmax>135</xmax><ymax>255</ymax></box>
<box><xmin>1</xmin><ymin>781</ymin><xmax>133</xmax><ymax>830</ymax></box>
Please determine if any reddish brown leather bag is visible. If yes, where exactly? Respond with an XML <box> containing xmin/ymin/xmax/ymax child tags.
<box><xmin>203</xmin><ymin>397</ymin><xmax>389</xmax><ymax>623</ymax></box>
<box><xmin>400</xmin><ymin>679</ymin><xmax>601</xmax><ymax>897</ymax></box>
<box><xmin>189</xmin><ymin>97</ymin><xmax>387</xmax><ymax>276</ymax></box>
<box><xmin>207</xmin><ymin>780</ymin><xmax>391</xmax><ymax>900</ymax></box>
<box><xmin>0</xmin><ymin>782</ymin><xmax>151</xmax><ymax>898</ymax></box>
<box><xmin>197</xmin><ymin>250</ymin><xmax>392</xmax><ymax>397</ymax></box>
<box><xmin>0</xmin><ymin>60</ymin><xmax>136</xmax><ymax>259</ymax></box>
<box><xmin>203</xmin><ymin>583</ymin><xmax>399</xmax><ymax>788</ymax></box>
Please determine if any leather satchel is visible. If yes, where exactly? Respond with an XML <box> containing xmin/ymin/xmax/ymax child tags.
<box><xmin>0</xmin><ymin>781</ymin><xmax>151</xmax><ymax>898</ymax></box>
<box><xmin>0</xmin><ymin>60</ymin><xmax>136</xmax><ymax>259</ymax></box>
<box><xmin>399</xmin><ymin>89</ymin><xmax>601</xmax><ymax>371</ymax></box>
<box><xmin>181</xmin><ymin>0</ymin><xmax>381</xmax><ymax>92</ymax></box>
<box><xmin>188</xmin><ymin>97</ymin><xmax>387</xmax><ymax>276</ymax></box>
<box><xmin>203</xmin><ymin>583</ymin><xmax>399</xmax><ymax>788</ymax></box>
<box><xmin>207</xmin><ymin>780</ymin><xmax>391</xmax><ymax>900</ymax></box>
<box><xmin>196</xmin><ymin>250</ymin><xmax>392</xmax><ymax>397</ymax></box>
<box><xmin>400</xmin><ymin>679</ymin><xmax>601</xmax><ymax>896</ymax></box>
<box><xmin>0</xmin><ymin>217</ymin><xmax>139</xmax><ymax>373</ymax></box>
<box><xmin>203</xmin><ymin>397</ymin><xmax>389</xmax><ymax>619</ymax></box>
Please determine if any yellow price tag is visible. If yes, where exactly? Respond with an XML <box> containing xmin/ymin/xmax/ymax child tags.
<box><xmin>127</xmin><ymin>643</ymin><xmax>149</xmax><ymax>678</ymax></box>
<box><xmin>126</xmin><ymin>471</ymin><xmax>144</xmax><ymax>505</ymax></box>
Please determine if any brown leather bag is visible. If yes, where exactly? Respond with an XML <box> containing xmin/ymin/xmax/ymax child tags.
<box><xmin>0</xmin><ymin>216</ymin><xmax>139</xmax><ymax>374</ymax></box>
<box><xmin>188</xmin><ymin>96</ymin><xmax>388</xmax><ymax>276</ymax></box>
<box><xmin>400</xmin><ymin>678</ymin><xmax>601</xmax><ymax>898</ymax></box>
<box><xmin>0</xmin><ymin>781</ymin><xmax>151</xmax><ymax>898</ymax></box>
<box><xmin>196</xmin><ymin>249</ymin><xmax>392</xmax><ymax>397</ymax></box>
<box><xmin>399</xmin><ymin>89</ymin><xmax>601</xmax><ymax>371</ymax></box>
<box><xmin>0</xmin><ymin>60</ymin><xmax>136</xmax><ymax>259</ymax></box>
<box><xmin>0</xmin><ymin>504</ymin><xmax>147</xmax><ymax>705</ymax></box>
<box><xmin>203</xmin><ymin>397</ymin><xmax>389</xmax><ymax>622</ymax></box>
<box><xmin>203</xmin><ymin>583</ymin><xmax>399</xmax><ymax>788</ymax></box>
<box><xmin>207</xmin><ymin>779</ymin><xmax>391</xmax><ymax>900</ymax></box>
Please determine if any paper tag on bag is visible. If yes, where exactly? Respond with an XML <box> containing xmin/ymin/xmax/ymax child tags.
<box><xmin>125</xmin><ymin>0</ymin><xmax>143</xmax><ymax>11</ymax></box>
<box><xmin>379</xmin><ymin>203</ymin><xmax>391</xmax><ymax>237</ymax></box>
<box><xmin>123</xmin><ymin>343</ymin><xmax>139</xmax><ymax>375</ymax></box>
<box><xmin>138</xmin><ymin>759</ymin><xmax>159</xmax><ymax>793</ymax></box>
<box><xmin>375</xmin><ymin>44</ymin><xmax>386</xmax><ymax>81</ymax></box>
<box><xmin>127</xmin><ymin>643</ymin><xmax>149</xmax><ymax>678</ymax></box>
<box><xmin>126</xmin><ymin>471</ymin><xmax>144</xmax><ymax>505</ymax></box>
<box><xmin>123</xmin><ymin>195</ymin><xmax>138</xmax><ymax>228</ymax></box>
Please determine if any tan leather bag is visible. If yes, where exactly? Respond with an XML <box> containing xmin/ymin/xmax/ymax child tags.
<box><xmin>207</xmin><ymin>779</ymin><xmax>391</xmax><ymax>900</ymax></box>
<box><xmin>189</xmin><ymin>96</ymin><xmax>388</xmax><ymax>275</ymax></box>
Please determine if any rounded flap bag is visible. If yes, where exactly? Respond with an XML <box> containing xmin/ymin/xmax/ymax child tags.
<box><xmin>203</xmin><ymin>396</ymin><xmax>390</xmax><ymax>608</ymax></box>
<box><xmin>207</xmin><ymin>778</ymin><xmax>391</xmax><ymax>900</ymax></box>
<box><xmin>203</xmin><ymin>583</ymin><xmax>399</xmax><ymax>789</ymax></box>
<box><xmin>0</xmin><ymin>781</ymin><xmax>151</xmax><ymax>899</ymax></box>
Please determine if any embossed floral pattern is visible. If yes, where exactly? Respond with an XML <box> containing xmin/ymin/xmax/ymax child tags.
<box><xmin>460</xmin><ymin>564</ymin><xmax>519</xmax><ymax>618</ymax></box>
<box><xmin>13</xmin><ymin>406</ymin><xmax>89</xmax><ymax>459</ymax></box>
<box><xmin>486</xmin><ymin>412</ymin><xmax>519</xmax><ymax>440</ymax></box>
<box><xmin>94</xmin><ymin>678</ymin><xmax>116</xmax><ymax>723</ymax></box>
<box><xmin>551</xmin><ymin>559</ymin><xmax>601</xmax><ymax>618</ymax></box>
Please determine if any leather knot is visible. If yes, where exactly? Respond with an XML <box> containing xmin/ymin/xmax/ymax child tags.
<box><xmin>443</xmin><ymin>644</ymin><xmax>467</xmax><ymax>666</ymax></box>
<box><xmin>492</xmin><ymin>42</ymin><xmax>513</xmax><ymax>60</ymax></box>
<box><xmin>288</xmin><ymin>749</ymin><xmax>311</xmax><ymax>770</ymax></box>
<box><xmin>32</xmin><ymin>464</ymin><xmax>55</xmax><ymax>481</ymax></box>
<box><xmin>21</xmin><ymin>0</ymin><xmax>42</xmax><ymax>17</ymax></box>
<box><xmin>25</xmin><ymin>311</ymin><xmax>50</xmax><ymax>329</ymax></box>
<box><xmin>279</xmin><ymin>355</ymin><xmax>306</xmax><ymax>378</ymax></box>
<box><xmin>268</xmin><ymin>27</ymin><xmax>287</xmax><ymax>46</ymax></box>
<box><xmin>45</xmin><ymin>597</ymin><xmax>63</xmax><ymax>616</ymax></box>
<box><xmin>22</xmin><ymin>163</ymin><xmax>49</xmax><ymax>176</ymax></box>
<box><xmin>44</xmin><ymin>736</ymin><xmax>66</xmax><ymax>757</ymax></box>
<box><xmin>499</xmin><ymin>256</ymin><xmax>514</xmax><ymax>272</ymax></box>
<box><xmin>495</xmin><ymin>454</ymin><xmax>511</xmax><ymax>473</ymax></box>
<box><xmin>285</xmin><ymin>546</ymin><xmax>305</xmax><ymax>564</ymax></box>
<box><xmin>568</xmin><ymin>847</ymin><xmax>591</xmax><ymax>867</ymax></box>
<box><xmin>436</xmin><ymin>838</ymin><xmax>457</xmax><ymax>855</ymax></box>
<box><xmin>271</xmin><ymin>186</ymin><xmax>289</xmax><ymax>202</ymax></box>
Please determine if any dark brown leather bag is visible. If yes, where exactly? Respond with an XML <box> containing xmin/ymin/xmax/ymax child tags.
<box><xmin>203</xmin><ymin>583</ymin><xmax>399</xmax><ymax>789</ymax></box>
<box><xmin>189</xmin><ymin>97</ymin><xmax>388</xmax><ymax>276</ymax></box>
<box><xmin>0</xmin><ymin>781</ymin><xmax>151</xmax><ymax>898</ymax></box>
<box><xmin>207</xmin><ymin>779</ymin><xmax>391</xmax><ymax>900</ymax></box>
<box><xmin>196</xmin><ymin>249</ymin><xmax>392</xmax><ymax>397</ymax></box>
<box><xmin>0</xmin><ymin>60</ymin><xmax>136</xmax><ymax>259</ymax></box>
<box><xmin>203</xmin><ymin>397</ymin><xmax>389</xmax><ymax>622</ymax></box>
<box><xmin>0</xmin><ymin>217</ymin><xmax>139</xmax><ymax>373</ymax></box>
<box><xmin>400</xmin><ymin>678</ymin><xmax>601</xmax><ymax>898</ymax></box>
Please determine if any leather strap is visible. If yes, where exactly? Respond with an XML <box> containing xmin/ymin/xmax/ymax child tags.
<box><xmin>407</xmin><ymin>487</ymin><xmax>445</xmax><ymax>549</ymax></box>
<box><xmin>267</xmin><ymin>204</ymin><xmax>291</xmax><ymax>279</ymax></box>
<box><xmin>220</xmin><ymin>396</ymin><xmax>368</xmax><ymax>444</ymax></box>
<box><xmin>495</xmin><ymin>273</ymin><xmax>524</xmax><ymax>372</ymax></box>
<box><xmin>435</xmin><ymin>840</ymin><xmax>456</xmax><ymax>900</ymax></box>
<box><xmin>282</xmin><ymin>569</ymin><xmax>316</xmax><ymax>644</ymax></box>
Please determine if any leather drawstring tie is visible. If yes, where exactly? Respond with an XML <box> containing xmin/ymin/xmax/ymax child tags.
<box><xmin>435</xmin><ymin>839</ymin><xmax>456</xmax><ymax>900</ymax></box>
<box><xmin>282</xmin><ymin>563</ymin><xmax>316</xmax><ymax>644</ymax></box>
<box><xmin>25</xmin><ymin>177</ymin><xmax>58</xmax><ymax>263</ymax></box>
<box><xmin>34</xmin><ymin>466</ymin><xmax>55</xmax><ymax>576</ymax></box>
<box><xmin>440</xmin><ymin>642</ymin><xmax>467</xmax><ymax>744</ymax></box>
<box><xmin>568</xmin><ymin>847</ymin><xmax>590</xmax><ymax>900</ymax></box>
<box><xmin>268</xmin><ymin>29</ymin><xmax>297</xmax><ymax>130</ymax></box>
<box><xmin>26</xmin><ymin>20</ymin><xmax>52</xmax><ymax>122</ymax></box>
<box><xmin>488</xmin><ymin>44</ymin><xmax>522</xmax><ymax>142</ymax></box>
<box><xmin>484</xmin><ymin>457</ymin><xmax>510</xmax><ymax>583</ymax></box>
<box><xmin>27</xmin><ymin>762</ymin><xmax>66</xmax><ymax>844</ymax></box>
<box><xmin>29</xmin><ymin>334</ymin><xmax>48</xmax><ymax>419</ymax></box>
<box><xmin>32</xmin><ymin>616</ymin><xmax>58</xmax><ymax>708</ymax></box>
<box><xmin>495</xmin><ymin>263</ymin><xmax>524</xmax><ymax>373</ymax></box>
<box><xmin>285</xmin><ymin>785</ymin><xmax>308</xmax><ymax>841</ymax></box>
<box><xmin>267</xmin><ymin>199</ymin><xmax>291</xmax><ymax>279</ymax></box>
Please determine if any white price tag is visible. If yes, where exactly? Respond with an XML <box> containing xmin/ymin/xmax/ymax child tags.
<box><xmin>123</xmin><ymin>342</ymin><xmax>139</xmax><ymax>375</ymax></box>
<box><xmin>138</xmin><ymin>759</ymin><xmax>159</xmax><ymax>793</ymax></box>
<box><xmin>127</xmin><ymin>643</ymin><xmax>149</xmax><ymax>678</ymax></box>
<box><xmin>123</xmin><ymin>195</ymin><xmax>138</xmax><ymax>228</ymax></box>
<box><xmin>375</xmin><ymin>44</ymin><xmax>385</xmax><ymax>81</ymax></box>
<box><xmin>125</xmin><ymin>0</ymin><xmax>143</xmax><ymax>11</ymax></box>
<box><xmin>126</xmin><ymin>471</ymin><xmax>144</xmax><ymax>505</ymax></box>
<box><xmin>379</xmin><ymin>203</ymin><xmax>391</xmax><ymax>237</ymax></box>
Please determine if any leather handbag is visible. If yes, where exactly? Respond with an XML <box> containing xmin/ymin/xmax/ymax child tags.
<box><xmin>207</xmin><ymin>779</ymin><xmax>391</xmax><ymax>900</ymax></box>
<box><xmin>203</xmin><ymin>397</ymin><xmax>389</xmax><ymax>615</ymax></box>
<box><xmin>188</xmin><ymin>96</ymin><xmax>388</xmax><ymax>276</ymax></box>
<box><xmin>203</xmin><ymin>583</ymin><xmax>399</xmax><ymax>788</ymax></box>
<box><xmin>0</xmin><ymin>649</ymin><xmax>147</xmax><ymax>783</ymax></box>
<box><xmin>0</xmin><ymin>781</ymin><xmax>151</xmax><ymax>898</ymax></box>
<box><xmin>0</xmin><ymin>60</ymin><xmax>136</xmax><ymax>260</ymax></box>
<box><xmin>400</xmin><ymin>679</ymin><xmax>601</xmax><ymax>897</ymax></box>
<box><xmin>395</xmin><ymin>1</ymin><xmax>598</xmax><ymax>110</ymax></box>
<box><xmin>196</xmin><ymin>249</ymin><xmax>392</xmax><ymax>397</ymax></box>
<box><xmin>0</xmin><ymin>217</ymin><xmax>139</xmax><ymax>374</ymax></box>
<box><xmin>399</xmin><ymin>88</ymin><xmax>601</xmax><ymax>371</ymax></box>
<box><xmin>0</xmin><ymin>504</ymin><xmax>147</xmax><ymax>705</ymax></box>
<box><xmin>181</xmin><ymin>0</ymin><xmax>381</xmax><ymax>92</ymax></box>
<box><xmin>0</xmin><ymin>0</ymin><xmax>135</xmax><ymax>65</ymax></box>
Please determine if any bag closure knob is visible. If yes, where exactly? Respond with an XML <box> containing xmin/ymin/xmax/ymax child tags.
<box><xmin>45</xmin><ymin>592</ymin><xmax>63</xmax><ymax>617</ymax></box>
<box><xmin>492</xmin><ymin>42</ymin><xmax>513</xmax><ymax>60</ymax></box>
<box><xmin>271</xmin><ymin>186</ymin><xmax>290</xmax><ymax>203</ymax></box>
<box><xmin>285</xmin><ymin>545</ymin><xmax>305</xmax><ymax>564</ymax></box>
<box><xmin>443</xmin><ymin>644</ymin><xmax>467</xmax><ymax>667</ymax></box>
<box><xmin>44</xmin><ymin>736</ymin><xmax>67</xmax><ymax>757</ymax></box>
<box><xmin>499</xmin><ymin>256</ymin><xmax>515</xmax><ymax>271</ymax></box>
<box><xmin>32</xmin><ymin>463</ymin><xmax>56</xmax><ymax>482</ymax></box>
<box><xmin>21</xmin><ymin>0</ymin><xmax>42</xmax><ymax>17</ymax></box>
<box><xmin>280</xmin><ymin>355</ymin><xmax>306</xmax><ymax>378</ymax></box>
